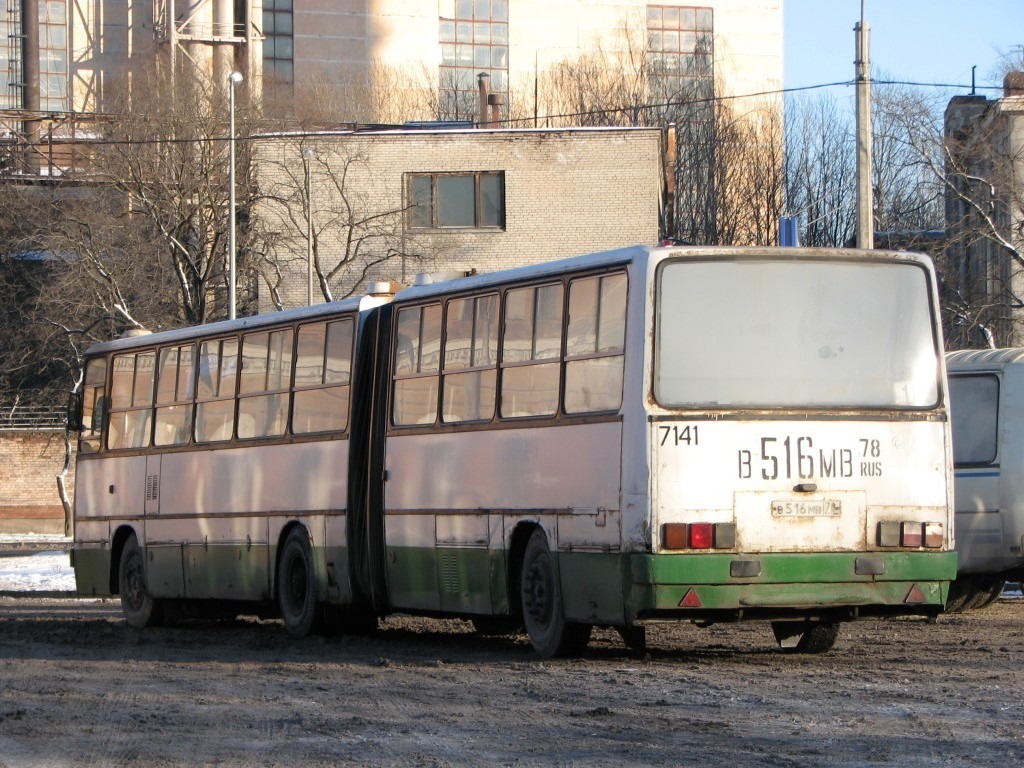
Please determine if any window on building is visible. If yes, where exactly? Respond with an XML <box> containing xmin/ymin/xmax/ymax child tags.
<box><xmin>407</xmin><ymin>172</ymin><xmax>505</xmax><ymax>230</ymax></box>
<box><xmin>263</xmin><ymin>0</ymin><xmax>294</xmax><ymax>84</ymax></box>
<box><xmin>39</xmin><ymin>0</ymin><xmax>67</xmax><ymax>111</ymax></box>
<box><xmin>438</xmin><ymin>0</ymin><xmax>508</xmax><ymax>120</ymax></box>
<box><xmin>0</xmin><ymin>3</ymin><xmax>68</xmax><ymax>112</ymax></box>
<box><xmin>646</xmin><ymin>5</ymin><xmax>714</xmax><ymax>105</ymax></box>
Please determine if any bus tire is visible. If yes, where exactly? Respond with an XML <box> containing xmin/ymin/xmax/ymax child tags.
<box><xmin>520</xmin><ymin>528</ymin><xmax>592</xmax><ymax>658</ymax></box>
<box><xmin>771</xmin><ymin>621</ymin><xmax>840</xmax><ymax>654</ymax></box>
<box><xmin>944</xmin><ymin>577</ymin><xmax>975</xmax><ymax>613</ymax></box>
<box><xmin>118</xmin><ymin>534</ymin><xmax>162</xmax><ymax>629</ymax></box>
<box><xmin>968</xmin><ymin>578</ymin><xmax>1005</xmax><ymax>610</ymax></box>
<box><xmin>277</xmin><ymin>528</ymin><xmax>321</xmax><ymax>637</ymax></box>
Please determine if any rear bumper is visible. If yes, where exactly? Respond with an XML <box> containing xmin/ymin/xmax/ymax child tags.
<box><xmin>626</xmin><ymin>551</ymin><xmax>957</xmax><ymax>621</ymax></box>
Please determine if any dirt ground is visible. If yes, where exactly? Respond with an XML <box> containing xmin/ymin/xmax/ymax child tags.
<box><xmin>0</xmin><ymin>596</ymin><xmax>1022</xmax><ymax>768</ymax></box>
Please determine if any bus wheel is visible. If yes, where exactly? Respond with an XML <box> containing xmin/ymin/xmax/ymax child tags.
<box><xmin>944</xmin><ymin>577</ymin><xmax>975</xmax><ymax>613</ymax></box>
<box><xmin>118</xmin><ymin>534</ymin><xmax>162</xmax><ymax>629</ymax></box>
<box><xmin>968</xmin><ymin>578</ymin><xmax>1005</xmax><ymax>610</ymax></box>
<box><xmin>520</xmin><ymin>528</ymin><xmax>591</xmax><ymax>658</ymax></box>
<box><xmin>277</xmin><ymin>528</ymin><xmax>320</xmax><ymax>637</ymax></box>
<box><xmin>771</xmin><ymin>621</ymin><xmax>840</xmax><ymax>654</ymax></box>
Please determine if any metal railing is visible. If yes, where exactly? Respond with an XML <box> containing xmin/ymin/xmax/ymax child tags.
<box><xmin>0</xmin><ymin>405</ymin><xmax>67</xmax><ymax>431</ymax></box>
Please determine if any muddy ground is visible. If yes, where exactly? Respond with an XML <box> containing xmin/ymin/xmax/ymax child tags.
<box><xmin>0</xmin><ymin>596</ymin><xmax>1022</xmax><ymax>767</ymax></box>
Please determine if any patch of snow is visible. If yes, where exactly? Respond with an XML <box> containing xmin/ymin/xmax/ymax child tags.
<box><xmin>0</xmin><ymin>551</ymin><xmax>75</xmax><ymax>592</ymax></box>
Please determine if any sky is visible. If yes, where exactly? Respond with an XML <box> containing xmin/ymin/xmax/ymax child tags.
<box><xmin>785</xmin><ymin>0</ymin><xmax>1024</xmax><ymax>99</ymax></box>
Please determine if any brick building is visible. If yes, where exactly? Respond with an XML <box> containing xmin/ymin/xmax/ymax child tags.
<box><xmin>944</xmin><ymin>75</ymin><xmax>1024</xmax><ymax>348</ymax></box>
<box><xmin>0</xmin><ymin>424</ymin><xmax>73</xmax><ymax>535</ymax></box>
<box><xmin>256</xmin><ymin>125</ymin><xmax>665</xmax><ymax>309</ymax></box>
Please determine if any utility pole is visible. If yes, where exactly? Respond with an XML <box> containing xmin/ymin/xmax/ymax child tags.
<box><xmin>854</xmin><ymin>0</ymin><xmax>874</xmax><ymax>249</ymax></box>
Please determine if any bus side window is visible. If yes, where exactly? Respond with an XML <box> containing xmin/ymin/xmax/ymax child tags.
<box><xmin>500</xmin><ymin>283</ymin><xmax>563</xmax><ymax>418</ymax></box>
<box><xmin>195</xmin><ymin>339</ymin><xmax>238</xmax><ymax>443</ymax></box>
<box><xmin>238</xmin><ymin>328</ymin><xmax>293</xmax><ymax>439</ymax></box>
<box><xmin>107</xmin><ymin>351</ymin><xmax>155</xmax><ymax>450</ymax></box>
<box><xmin>949</xmin><ymin>374</ymin><xmax>999</xmax><ymax>466</ymax></box>
<box><xmin>293</xmin><ymin>318</ymin><xmax>353</xmax><ymax>434</ymax></box>
<box><xmin>79</xmin><ymin>357</ymin><xmax>108</xmax><ymax>454</ymax></box>
<box><xmin>392</xmin><ymin>304</ymin><xmax>442</xmax><ymax>426</ymax></box>
<box><xmin>564</xmin><ymin>273</ymin><xmax>627</xmax><ymax>414</ymax></box>
<box><xmin>442</xmin><ymin>294</ymin><xmax>498</xmax><ymax>423</ymax></box>
<box><xmin>154</xmin><ymin>344</ymin><xmax>195</xmax><ymax>447</ymax></box>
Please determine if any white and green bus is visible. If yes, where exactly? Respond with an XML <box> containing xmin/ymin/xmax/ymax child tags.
<box><xmin>70</xmin><ymin>245</ymin><xmax>956</xmax><ymax>657</ymax></box>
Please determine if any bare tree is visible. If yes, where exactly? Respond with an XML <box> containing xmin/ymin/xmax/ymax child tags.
<box><xmin>937</xmin><ymin>91</ymin><xmax>1024</xmax><ymax>348</ymax></box>
<box><xmin>73</xmin><ymin>72</ymin><xmax>265</xmax><ymax>327</ymax></box>
<box><xmin>256</xmin><ymin>135</ymin><xmax>430</xmax><ymax>308</ymax></box>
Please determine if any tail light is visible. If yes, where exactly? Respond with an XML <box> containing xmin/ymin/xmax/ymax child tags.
<box><xmin>877</xmin><ymin>521</ymin><xmax>943</xmax><ymax>549</ymax></box>
<box><xmin>662</xmin><ymin>522</ymin><xmax>736</xmax><ymax>550</ymax></box>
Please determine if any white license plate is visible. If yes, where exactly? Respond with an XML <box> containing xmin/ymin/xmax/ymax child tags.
<box><xmin>770</xmin><ymin>499</ymin><xmax>842</xmax><ymax>518</ymax></box>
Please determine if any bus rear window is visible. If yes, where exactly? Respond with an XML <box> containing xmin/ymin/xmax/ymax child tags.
<box><xmin>655</xmin><ymin>259</ymin><xmax>940</xmax><ymax>409</ymax></box>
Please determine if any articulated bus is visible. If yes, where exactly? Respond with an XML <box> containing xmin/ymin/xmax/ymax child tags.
<box><xmin>69</xmin><ymin>245</ymin><xmax>956</xmax><ymax>657</ymax></box>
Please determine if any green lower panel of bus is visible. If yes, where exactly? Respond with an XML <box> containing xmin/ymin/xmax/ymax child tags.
<box><xmin>624</xmin><ymin>551</ymin><xmax>957</xmax><ymax>619</ymax></box>
<box><xmin>73</xmin><ymin>541</ymin><xmax>352</xmax><ymax>605</ymax></box>
<box><xmin>73</xmin><ymin>546</ymin><xmax>112</xmax><ymax>597</ymax></box>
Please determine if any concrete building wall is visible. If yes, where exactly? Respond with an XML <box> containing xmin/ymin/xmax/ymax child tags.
<box><xmin>293</xmin><ymin>0</ymin><xmax>782</xmax><ymax>112</ymax></box>
<box><xmin>257</xmin><ymin>127</ymin><xmax>663</xmax><ymax>309</ymax></box>
<box><xmin>945</xmin><ymin>87</ymin><xmax>1024</xmax><ymax>348</ymax></box>
<box><xmin>0</xmin><ymin>432</ymin><xmax>74</xmax><ymax>535</ymax></box>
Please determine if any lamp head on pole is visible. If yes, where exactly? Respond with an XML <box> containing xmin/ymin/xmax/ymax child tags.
<box><xmin>228</xmin><ymin>71</ymin><xmax>244</xmax><ymax>87</ymax></box>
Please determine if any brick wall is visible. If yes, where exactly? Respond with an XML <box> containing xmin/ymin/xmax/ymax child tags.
<box><xmin>257</xmin><ymin>127</ymin><xmax>664</xmax><ymax>310</ymax></box>
<box><xmin>0</xmin><ymin>432</ymin><xmax>75</xmax><ymax>535</ymax></box>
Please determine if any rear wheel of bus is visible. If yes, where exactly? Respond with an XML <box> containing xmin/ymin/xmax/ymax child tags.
<box><xmin>520</xmin><ymin>528</ymin><xmax>591</xmax><ymax>658</ymax></box>
<box><xmin>277</xmin><ymin>527</ymin><xmax>322</xmax><ymax>637</ymax></box>
<box><xmin>118</xmin><ymin>533</ymin><xmax>162</xmax><ymax>629</ymax></box>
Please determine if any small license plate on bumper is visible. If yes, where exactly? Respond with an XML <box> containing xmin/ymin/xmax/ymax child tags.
<box><xmin>770</xmin><ymin>499</ymin><xmax>842</xmax><ymax>518</ymax></box>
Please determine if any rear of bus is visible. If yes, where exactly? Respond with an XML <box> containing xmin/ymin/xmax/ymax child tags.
<box><xmin>630</xmin><ymin>248</ymin><xmax>955</xmax><ymax>650</ymax></box>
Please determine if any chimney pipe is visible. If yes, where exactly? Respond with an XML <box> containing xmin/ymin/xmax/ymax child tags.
<box><xmin>1004</xmin><ymin>71</ymin><xmax>1024</xmax><ymax>97</ymax></box>
<box><xmin>477</xmin><ymin>72</ymin><xmax>490</xmax><ymax>127</ymax></box>
<box><xmin>488</xmin><ymin>93</ymin><xmax>504</xmax><ymax>128</ymax></box>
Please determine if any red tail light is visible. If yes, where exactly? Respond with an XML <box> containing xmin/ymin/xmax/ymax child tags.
<box><xmin>688</xmin><ymin>523</ymin><xmax>713</xmax><ymax>549</ymax></box>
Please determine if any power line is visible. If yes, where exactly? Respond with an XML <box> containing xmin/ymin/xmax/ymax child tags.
<box><xmin>0</xmin><ymin>76</ymin><xmax>1008</xmax><ymax>151</ymax></box>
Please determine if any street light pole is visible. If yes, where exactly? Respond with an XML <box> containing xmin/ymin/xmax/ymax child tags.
<box><xmin>302</xmin><ymin>147</ymin><xmax>315</xmax><ymax>306</ymax></box>
<box><xmin>228</xmin><ymin>70</ymin><xmax>244</xmax><ymax>320</ymax></box>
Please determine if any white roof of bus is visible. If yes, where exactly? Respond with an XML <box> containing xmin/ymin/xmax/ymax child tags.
<box><xmin>83</xmin><ymin>295</ymin><xmax>366</xmax><ymax>356</ymax></box>
<box><xmin>393</xmin><ymin>245</ymin><xmax>649</xmax><ymax>302</ymax></box>
<box><xmin>946</xmin><ymin>348</ymin><xmax>1024</xmax><ymax>369</ymax></box>
<box><xmin>83</xmin><ymin>245</ymin><xmax>930</xmax><ymax>356</ymax></box>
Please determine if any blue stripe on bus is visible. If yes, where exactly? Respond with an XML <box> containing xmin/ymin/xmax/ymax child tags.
<box><xmin>954</xmin><ymin>470</ymin><xmax>1000</xmax><ymax>478</ymax></box>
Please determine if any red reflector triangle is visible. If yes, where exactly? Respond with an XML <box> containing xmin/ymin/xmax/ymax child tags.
<box><xmin>904</xmin><ymin>584</ymin><xmax>926</xmax><ymax>604</ymax></box>
<box><xmin>679</xmin><ymin>588</ymin><xmax>702</xmax><ymax>608</ymax></box>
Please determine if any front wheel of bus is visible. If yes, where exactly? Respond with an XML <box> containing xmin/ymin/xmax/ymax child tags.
<box><xmin>520</xmin><ymin>528</ymin><xmax>591</xmax><ymax>658</ymax></box>
<box><xmin>277</xmin><ymin>528</ymin><xmax>320</xmax><ymax>638</ymax></box>
<box><xmin>118</xmin><ymin>534</ymin><xmax>161</xmax><ymax>629</ymax></box>
<box><xmin>771</xmin><ymin>621</ymin><xmax>840</xmax><ymax>654</ymax></box>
